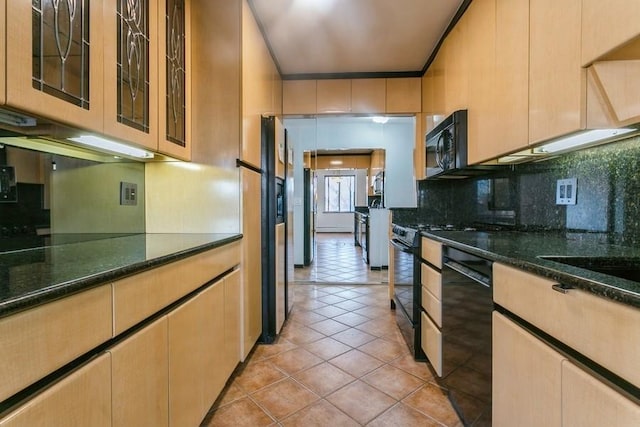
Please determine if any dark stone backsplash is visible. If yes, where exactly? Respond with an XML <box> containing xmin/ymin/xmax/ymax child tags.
<box><xmin>406</xmin><ymin>135</ymin><xmax>640</xmax><ymax>245</ymax></box>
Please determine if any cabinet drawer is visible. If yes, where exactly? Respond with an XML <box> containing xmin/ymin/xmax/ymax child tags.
<box><xmin>113</xmin><ymin>242</ymin><xmax>240</xmax><ymax>334</ymax></box>
<box><xmin>493</xmin><ymin>262</ymin><xmax>640</xmax><ymax>387</ymax></box>
<box><xmin>0</xmin><ymin>286</ymin><xmax>112</xmax><ymax>402</ymax></box>
<box><xmin>421</xmin><ymin>237</ymin><xmax>442</xmax><ymax>268</ymax></box>
<box><xmin>421</xmin><ymin>286</ymin><xmax>442</xmax><ymax>327</ymax></box>
<box><xmin>421</xmin><ymin>263</ymin><xmax>442</xmax><ymax>299</ymax></box>
<box><xmin>421</xmin><ymin>312</ymin><xmax>442</xmax><ymax>377</ymax></box>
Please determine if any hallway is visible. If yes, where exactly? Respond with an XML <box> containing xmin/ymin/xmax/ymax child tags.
<box><xmin>293</xmin><ymin>233</ymin><xmax>388</xmax><ymax>284</ymax></box>
<box><xmin>202</xmin><ymin>234</ymin><xmax>465</xmax><ymax>426</ymax></box>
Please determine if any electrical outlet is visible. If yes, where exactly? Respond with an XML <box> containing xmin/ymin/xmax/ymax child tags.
<box><xmin>120</xmin><ymin>182</ymin><xmax>137</xmax><ymax>206</ymax></box>
<box><xmin>556</xmin><ymin>178</ymin><xmax>577</xmax><ymax>205</ymax></box>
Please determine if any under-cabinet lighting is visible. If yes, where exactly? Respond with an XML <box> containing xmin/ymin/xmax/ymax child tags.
<box><xmin>371</xmin><ymin>116</ymin><xmax>389</xmax><ymax>124</ymax></box>
<box><xmin>0</xmin><ymin>110</ymin><xmax>37</xmax><ymax>127</ymax></box>
<box><xmin>68</xmin><ymin>135</ymin><xmax>154</xmax><ymax>159</ymax></box>
<box><xmin>535</xmin><ymin>128</ymin><xmax>636</xmax><ymax>154</ymax></box>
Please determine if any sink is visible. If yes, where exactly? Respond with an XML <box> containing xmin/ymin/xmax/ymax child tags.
<box><xmin>539</xmin><ymin>256</ymin><xmax>640</xmax><ymax>282</ymax></box>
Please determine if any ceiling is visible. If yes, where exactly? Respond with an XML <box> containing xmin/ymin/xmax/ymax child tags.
<box><xmin>248</xmin><ymin>0</ymin><xmax>466</xmax><ymax>78</ymax></box>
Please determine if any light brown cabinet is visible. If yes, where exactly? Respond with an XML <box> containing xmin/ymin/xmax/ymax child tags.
<box><xmin>6</xmin><ymin>0</ymin><xmax>105</xmax><ymax>132</ymax></box>
<box><xmin>528</xmin><ymin>0</ymin><xmax>584</xmax><ymax>145</ymax></box>
<box><xmin>351</xmin><ymin>79</ymin><xmax>386</xmax><ymax>113</ymax></box>
<box><xmin>283</xmin><ymin>80</ymin><xmax>317</xmax><ymax>115</ymax></box>
<box><xmin>316</xmin><ymin>79</ymin><xmax>351</xmax><ymax>113</ymax></box>
<box><xmin>110</xmin><ymin>318</ymin><xmax>169</xmax><ymax>427</ymax></box>
<box><xmin>0</xmin><ymin>285</ymin><xmax>112</xmax><ymax>403</ymax></box>
<box><xmin>562</xmin><ymin>360</ymin><xmax>640</xmax><ymax>426</ymax></box>
<box><xmin>168</xmin><ymin>270</ymin><xmax>241</xmax><ymax>427</ymax></box>
<box><xmin>465</xmin><ymin>0</ymin><xmax>496</xmax><ymax>164</ymax></box>
<box><xmin>385</xmin><ymin>77</ymin><xmax>421</xmax><ymax>113</ymax></box>
<box><xmin>443</xmin><ymin>14</ymin><xmax>468</xmax><ymax>115</ymax></box>
<box><xmin>493</xmin><ymin>263</ymin><xmax>640</xmax><ymax>426</ymax></box>
<box><xmin>0</xmin><ymin>354</ymin><xmax>112</xmax><ymax>427</ymax></box>
<box><xmin>158</xmin><ymin>0</ymin><xmax>191</xmax><ymax>160</ymax></box>
<box><xmin>491</xmin><ymin>0</ymin><xmax>529</xmax><ymax>159</ymax></box>
<box><xmin>493</xmin><ymin>312</ymin><xmax>563</xmax><ymax>427</ymax></box>
<box><xmin>581</xmin><ymin>0</ymin><xmax>640</xmax><ymax>65</ymax></box>
<box><xmin>102</xmin><ymin>0</ymin><xmax>160</xmax><ymax>152</ymax></box>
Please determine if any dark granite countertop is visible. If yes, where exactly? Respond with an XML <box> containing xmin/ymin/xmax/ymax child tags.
<box><xmin>422</xmin><ymin>230</ymin><xmax>640</xmax><ymax>308</ymax></box>
<box><xmin>0</xmin><ymin>233</ymin><xmax>242</xmax><ymax>318</ymax></box>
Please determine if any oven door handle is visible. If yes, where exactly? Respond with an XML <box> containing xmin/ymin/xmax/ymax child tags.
<box><xmin>444</xmin><ymin>259</ymin><xmax>491</xmax><ymax>288</ymax></box>
<box><xmin>390</xmin><ymin>239</ymin><xmax>414</xmax><ymax>253</ymax></box>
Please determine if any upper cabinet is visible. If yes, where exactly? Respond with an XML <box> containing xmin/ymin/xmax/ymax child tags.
<box><xmin>283</xmin><ymin>77</ymin><xmax>421</xmax><ymax>115</ymax></box>
<box><xmin>582</xmin><ymin>0</ymin><xmax>640</xmax><ymax>66</ymax></box>
<box><xmin>351</xmin><ymin>78</ymin><xmax>386</xmax><ymax>113</ymax></box>
<box><xmin>443</xmin><ymin>15</ymin><xmax>468</xmax><ymax>115</ymax></box>
<box><xmin>283</xmin><ymin>80</ymin><xmax>317</xmax><ymax>115</ymax></box>
<box><xmin>103</xmin><ymin>0</ymin><xmax>159</xmax><ymax>151</ymax></box>
<box><xmin>528</xmin><ymin>0</ymin><xmax>584</xmax><ymax>145</ymax></box>
<box><xmin>385</xmin><ymin>77</ymin><xmax>421</xmax><ymax>113</ymax></box>
<box><xmin>6</xmin><ymin>0</ymin><xmax>105</xmax><ymax>132</ymax></box>
<box><xmin>158</xmin><ymin>0</ymin><xmax>191</xmax><ymax>160</ymax></box>
<box><xmin>316</xmin><ymin>79</ymin><xmax>351</xmax><ymax>113</ymax></box>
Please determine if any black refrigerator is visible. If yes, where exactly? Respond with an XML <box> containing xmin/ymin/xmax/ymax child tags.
<box><xmin>260</xmin><ymin>116</ymin><xmax>292</xmax><ymax>343</ymax></box>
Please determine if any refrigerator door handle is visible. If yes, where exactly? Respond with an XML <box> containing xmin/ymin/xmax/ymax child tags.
<box><xmin>236</xmin><ymin>158</ymin><xmax>263</xmax><ymax>174</ymax></box>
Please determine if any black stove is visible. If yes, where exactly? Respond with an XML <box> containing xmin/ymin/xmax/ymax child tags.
<box><xmin>391</xmin><ymin>223</ymin><xmax>505</xmax><ymax>248</ymax></box>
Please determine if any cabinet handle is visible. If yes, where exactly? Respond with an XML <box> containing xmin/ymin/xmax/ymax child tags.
<box><xmin>552</xmin><ymin>284</ymin><xmax>572</xmax><ymax>294</ymax></box>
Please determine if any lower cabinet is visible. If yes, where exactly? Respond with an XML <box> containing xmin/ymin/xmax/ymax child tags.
<box><xmin>0</xmin><ymin>354</ymin><xmax>112</xmax><ymax>427</ymax></box>
<box><xmin>169</xmin><ymin>269</ymin><xmax>241</xmax><ymax>427</ymax></box>
<box><xmin>493</xmin><ymin>311</ymin><xmax>640</xmax><ymax>427</ymax></box>
<box><xmin>493</xmin><ymin>311</ymin><xmax>563</xmax><ymax>427</ymax></box>
<box><xmin>110</xmin><ymin>318</ymin><xmax>169</xmax><ymax>427</ymax></box>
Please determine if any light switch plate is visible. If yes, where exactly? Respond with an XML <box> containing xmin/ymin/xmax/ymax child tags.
<box><xmin>120</xmin><ymin>182</ymin><xmax>137</xmax><ymax>206</ymax></box>
<box><xmin>556</xmin><ymin>178</ymin><xmax>577</xmax><ymax>205</ymax></box>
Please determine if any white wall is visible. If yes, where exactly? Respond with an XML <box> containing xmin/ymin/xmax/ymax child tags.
<box><xmin>315</xmin><ymin>168</ymin><xmax>367</xmax><ymax>233</ymax></box>
<box><xmin>285</xmin><ymin>116</ymin><xmax>417</xmax><ymax>265</ymax></box>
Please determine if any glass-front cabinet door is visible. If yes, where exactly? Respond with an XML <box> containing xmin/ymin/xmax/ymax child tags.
<box><xmin>103</xmin><ymin>0</ymin><xmax>159</xmax><ymax>150</ymax></box>
<box><xmin>158</xmin><ymin>0</ymin><xmax>190</xmax><ymax>160</ymax></box>
<box><xmin>6</xmin><ymin>0</ymin><xmax>104</xmax><ymax>132</ymax></box>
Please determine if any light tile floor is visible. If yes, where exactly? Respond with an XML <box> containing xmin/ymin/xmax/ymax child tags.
<box><xmin>201</xmin><ymin>234</ymin><xmax>469</xmax><ymax>426</ymax></box>
<box><xmin>293</xmin><ymin>233</ymin><xmax>388</xmax><ymax>284</ymax></box>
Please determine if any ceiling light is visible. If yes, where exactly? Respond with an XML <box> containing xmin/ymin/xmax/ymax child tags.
<box><xmin>372</xmin><ymin>116</ymin><xmax>389</xmax><ymax>124</ymax></box>
<box><xmin>68</xmin><ymin>135</ymin><xmax>154</xmax><ymax>159</ymax></box>
<box><xmin>330</xmin><ymin>160</ymin><xmax>343</xmax><ymax>165</ymax></box>
<box><xmin>534</xmin><ymin>128</ymin><xmax>636</xmax><ymax>154</ymax></box>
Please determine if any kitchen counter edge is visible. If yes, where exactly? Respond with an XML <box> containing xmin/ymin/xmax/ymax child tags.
<box><xmin>0</xmin><ymin>233</ymin><xmax>243</xmax><ymax>318</ymax></box>
<box><xmin>421</xmin><ymin>231</ymin><xmax>640</xmax><ymax>309</ymax></box>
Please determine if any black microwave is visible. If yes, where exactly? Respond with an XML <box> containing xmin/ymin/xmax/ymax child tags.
<box><xmin>425</xmin><ymin>110</ymin><xmax>468</xmax><ymax>179</ymax></box>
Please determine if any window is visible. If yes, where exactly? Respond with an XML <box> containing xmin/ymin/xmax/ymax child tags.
<box><xmin>324</xmin><ymin>175</ymin><xmax>355</xmax><ymax>212</ymax></box>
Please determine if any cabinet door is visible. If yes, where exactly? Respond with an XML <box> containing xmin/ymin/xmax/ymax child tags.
<box><xmin>493</xmin><ymin>312</ymin><xmax>563</xmax><ymax>427</ymax></box>
<box><xmin>491</xmin><ymin>0</ymin><xmax>529</xmax><ymax>159</ymax></box>
<box><xmin>0</xmin><ymin>0</ymin><xmax>5</xmax><ymax>104</ymax></box>
<box><xmin>103</xmin><ymin>0</ymin><xmax>159</xmax><ymax>151</ymax></box>
<box><xmin>562</xmin><ymin>361</ymin><xmax>640</xmax><ymax>427</ymax></box>
<box><xmin>582</xmin><ymin>0</ymin><xmax>640</xmax><ymax>65</ymax></box>
<box><xmin>443</xmin><ymin>14</ymin><xmax>468</xmax><ymax>115</ymax></box>
<box><xmin>168</xmin><ymin>279</ymin><xmax>225</xmax><ymax>427</ymax></box>
<box><xmin>529</xmin><ymin>0</ymin><xmax>584</xmax><ymax>145</ymax></box>
<box><xmin>0</xmin><ymin>285</ymin><xmax>112</xmax><ymax>403</ymax></box>
<box><xmin>223</xmin><ymin>269</ymin><xmax>241</xmax><ymax>376</ymax></box>
<box><xmin>385</xmin><ymin>78</ymin><xmax>421</xmax><ymax>113</ymax></box>
<box><xmin>0</xmin><ymin>354</ymin><xmax>111</xmax><ymax>427</ymax></box>
<box><xmin>158</xmin><ymin>0</ymin><xmax>191</xmax><ymax>160</ymax></box>
<box><xmin>283</xmin><ymin>80</ymin><xmax>317</xmax><ymax>114</ymax></box>
<box><xmin>6</xmin><ymin>0</ymin><xmax>104</xmax><ymax>132</ymax></box>
<box><xmin>110</xmin><ymin>318</ymin><xmax>168</xmax><ymax>427</ymax></box>
<box><xmin>351</xmin><ymin>79</ymin><xmax>385</xmax><ymax>113</ymax></box>
<box><xmin>316</xmin><ymin>79</ymin><xmax>351</xmax><ymax>113</ymax></box>
<box><xmin>466</xmin><ymin>0</ymin><xmax>496</xmax><ymax>165</ymax></box>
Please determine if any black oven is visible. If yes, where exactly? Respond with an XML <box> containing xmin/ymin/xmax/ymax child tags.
<box><xmin>390</xmin><ymin>225</ymin><xmax>426</xmax><ymax>361</ymax></box>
